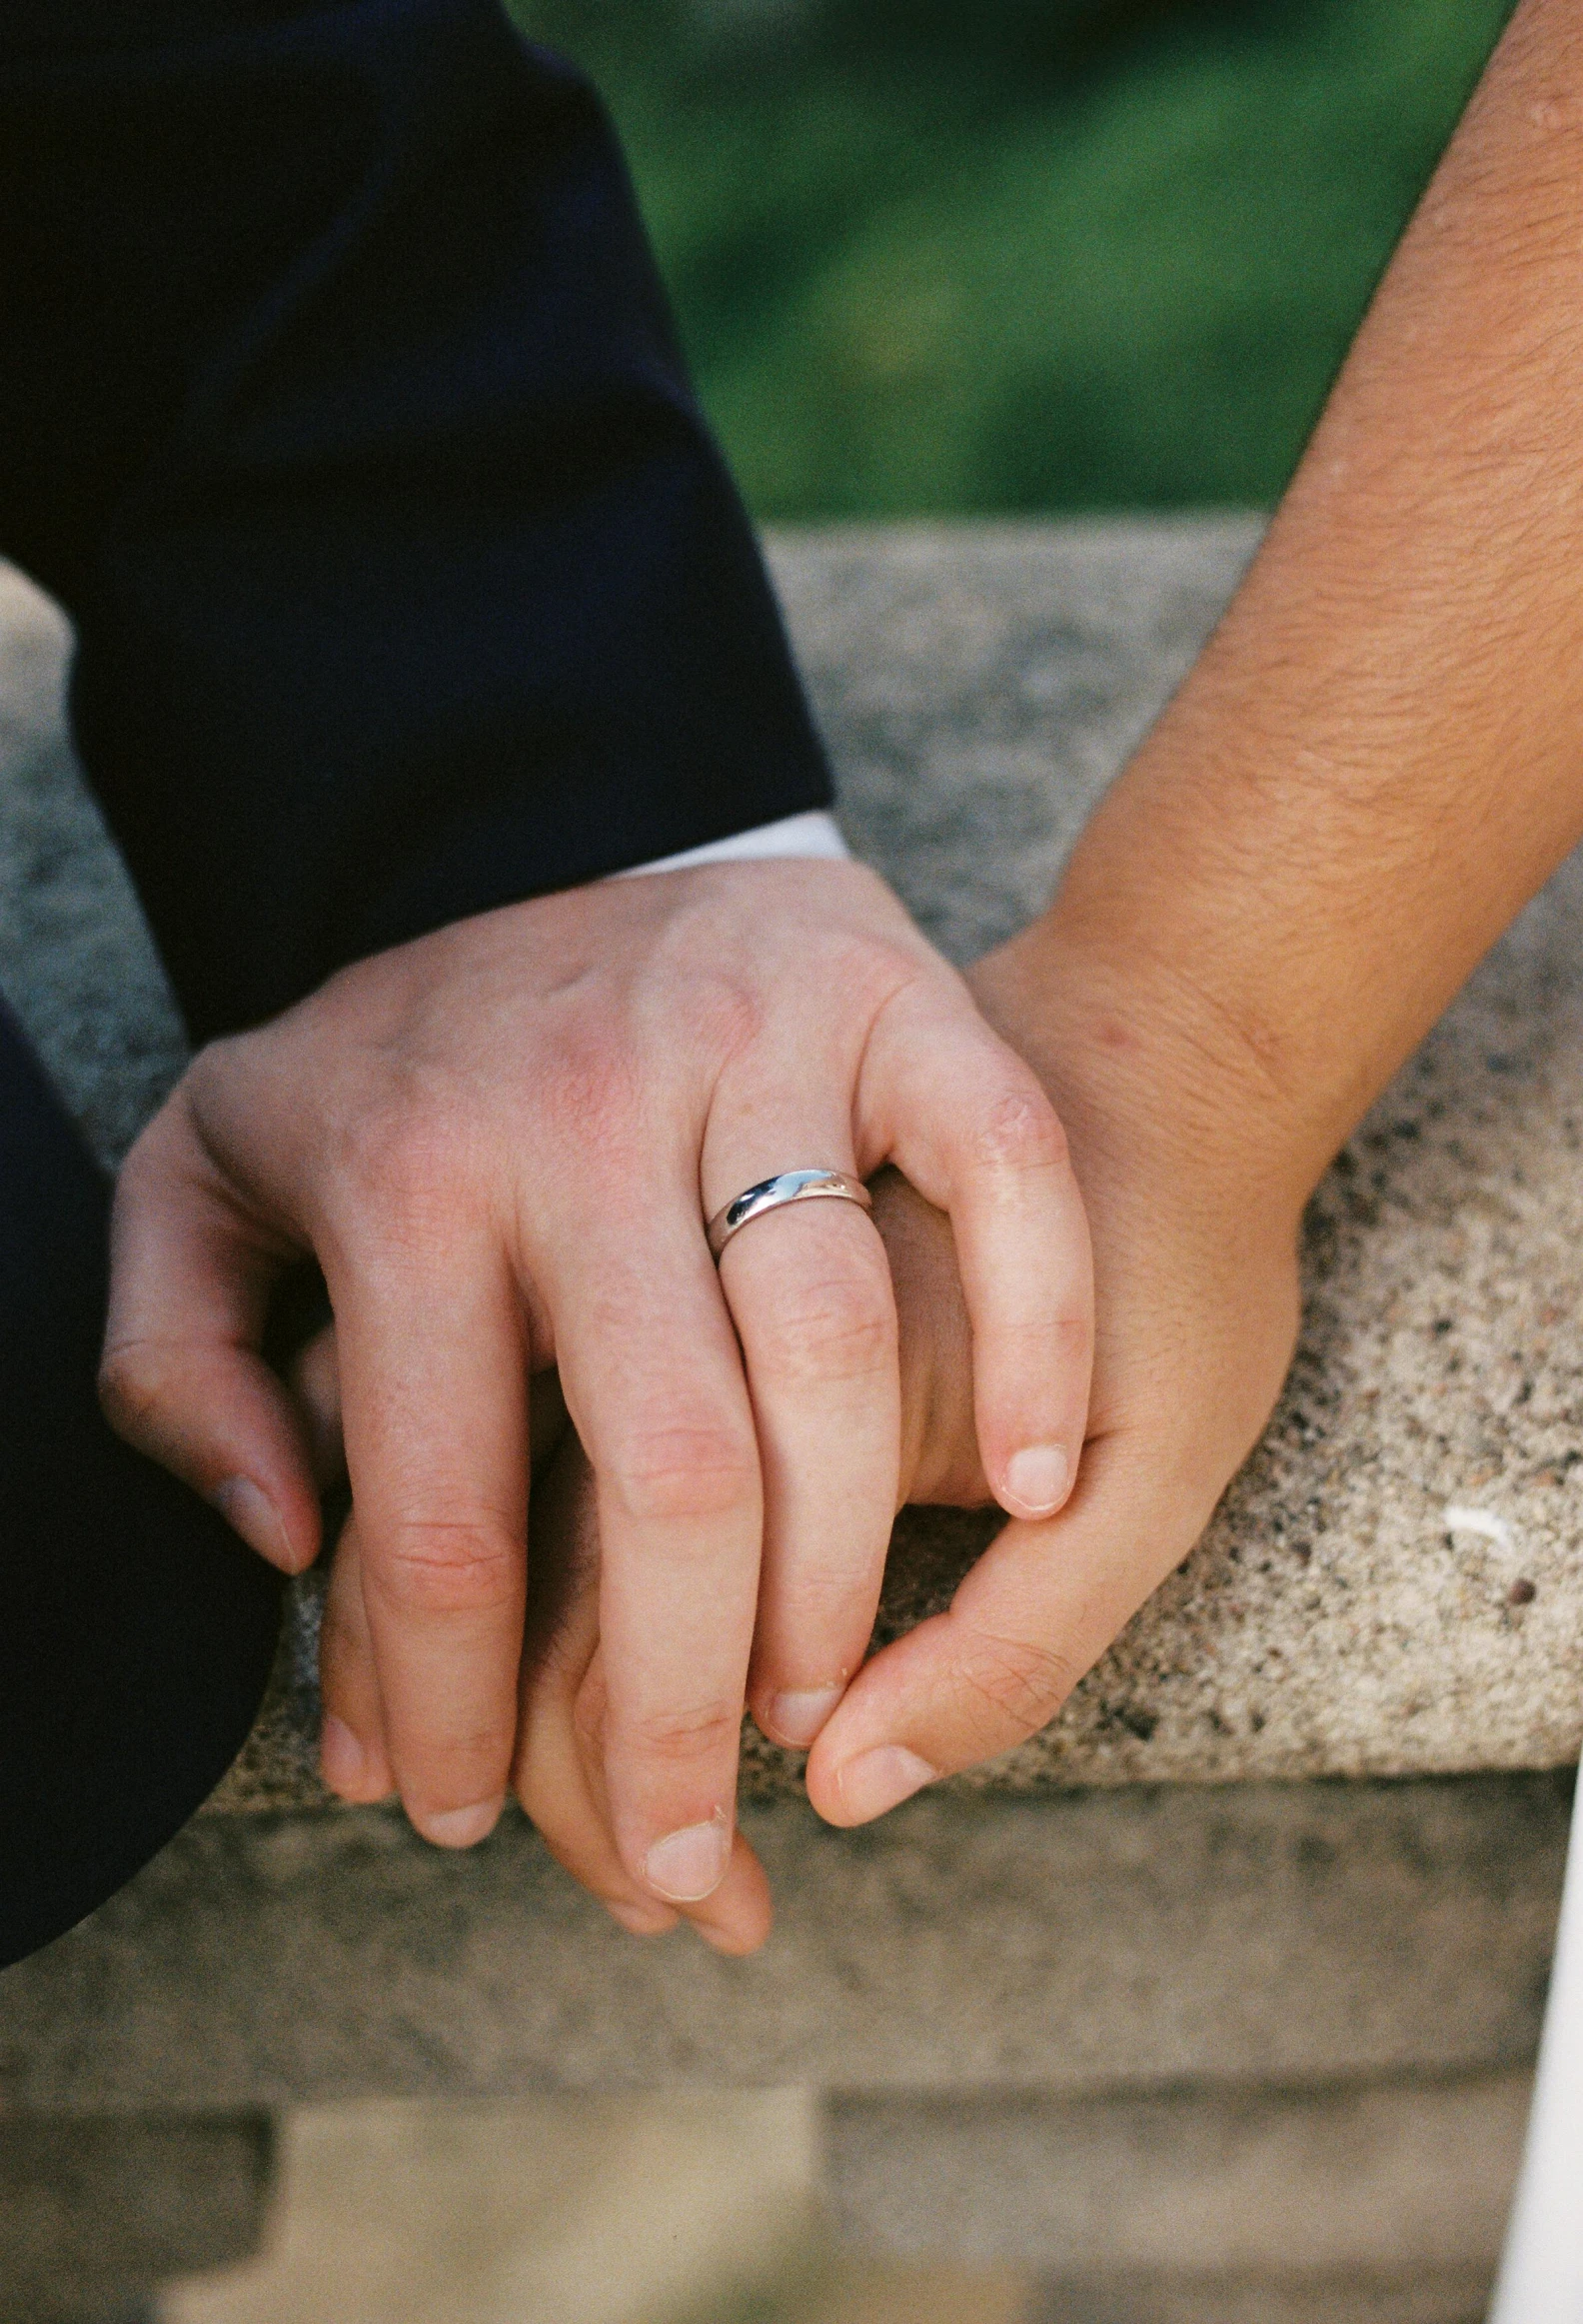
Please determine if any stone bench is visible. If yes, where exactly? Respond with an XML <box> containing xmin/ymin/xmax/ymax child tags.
<box><xmin>1</xmin><ymin>523</ymin><xmax>1577</xmax><ymax>2324</ymax></box>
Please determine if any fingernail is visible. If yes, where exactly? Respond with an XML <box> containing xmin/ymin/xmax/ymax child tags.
<box><xmin>214</xmin><ymin>1475</ymin><xmax>296</xmax><ymax>1567</ymax></box>
<box><xmin>1003</xmin><ymin>1444</ymin><xmax>1071</xmax><ymax>1518</ymax></box>
<box><xmin>644</xmin><ymin>1811</ymin><xmax>731</xmax><ymax>1901</ymax></box>
<box><xmin>418</xmin><ymin>1797</ymin><xmax>504</xmax><ymax>1850</ymax></box>
<box><xmin>766</xmin><ymin>1684</ymin><xmax>845</xmax><ymax>1747</ymax></box>
<box><xmin>320</xmin><ymin>1713</ymin><xmax>366</xmax><ymax>1793</ymax></box>
<box><xmin>608</xmin><ymin>1900</ymin><xmax>678</xmax><ymax>1938</ymax></box>
<box><xmin>834</xmin><ymin>1745</ymin><xmax>937</xmax><ymax>1823</ymax></box>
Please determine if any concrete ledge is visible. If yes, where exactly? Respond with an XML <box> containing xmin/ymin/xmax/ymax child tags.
<box><xmin>1027</xmin><ymin>2270</ymin><xmax>1494</xmax><ymax>2324</ymax></box>
<box><xmin>3</xmin><ymin>524</ymin><xmax>1582</xmax><ymax>1809</ymax></box>
<box><xmin>0</xmin><ymin>1777</ymin><xmax>1564</xmax><ymax>2111</ymax></box>
<box><xmin>829</xmin><ymin>2072</ymin><xmax>1527</xmax><ymax>2287</ymax></box>
<box><xmin>3</xmin><ymin>525</ymin><xmax>1578</xmax><ymax>2308</ymax></box>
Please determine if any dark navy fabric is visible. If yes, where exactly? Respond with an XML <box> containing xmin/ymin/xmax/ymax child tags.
<box><xmin>0</xmin><ymin>2</ymin><xmax>828</xmax><ymax>1962</ymax></box>
<box><xmin>0</xmin><ymin>1005</ymin><xmax>284</xmax><ymax>1969</ymax></box>
<box><xmin>0</xmin><ymin>0</ymin><xmax>830</xmax><ymax>1044</ymax></box>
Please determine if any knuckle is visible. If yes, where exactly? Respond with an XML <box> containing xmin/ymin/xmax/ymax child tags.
<box><xmin>954</xmin><ymin>1626</ymin><xmax>1076</xmax><ymax>1747</ymax></box>
<box><xmin>619</xmin><ymin>1697</ymin><xmax>744</xmax><ymax>1771</ymax></box>
<box><xmin>779</xmin><ymin>1560</ymin><xmax>873</xmax><ymax>1624</ymax></box>
<box><xmin>337</xmin><ymin>1102</ymin><xmax>472</xmax><ymax>1230</ymax></box>
<box><xmin>405</xmin><ymin>1724</ymin><xmax>511</xmax><ymax>1802</ymax></box>
<box><xmin>970</xmin><ymin>1083</ymin><xmax>1069</xmax><ymax>1176</ymax></box>
<box><xmin>686</xmin><ymin>973</ymin><xmax>766</xmax><ymax>1068</ymax></box>
<box><xmin>748</xmin><ymin>1264</ymin><xmax>895</xmax><ymax>1387</ymax></box>
<box><xmin>1050</xmin><ymin>1309</ymin><xmax>1094</xmax><ymax>1359</ymax></box>
<box><xmin>605</xmin><ymin>1422</ymin><xmax>758</xmax><ymax>1523</ymax></box>
<box><xmin>539</xmin><ymin>1033</ymin><xmax>645</xmax><ymax>1166</ymax></box>
<box><xmin>97</xmin><ymin>1339</ymin><xmax>174</xmax><ymax>1440</ymax></box>
<box><xmin>174</xmin><ymin>1038</ymin><xmax>242</xmax><ymax>1126</ymax></box>
<box><xmin>376</xmin><ymin>1516</ymin><xmax>521</xmax><ymax>1617</ymax></box>
<box><xmin>1001</xmin><ymin>1309</ymin><xmax>1094</xmax><ymax>1375</ymax></box>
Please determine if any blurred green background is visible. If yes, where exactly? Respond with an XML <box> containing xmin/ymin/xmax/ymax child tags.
<box><xmin>512</xmin><ymin>0</ymin><xmax>1515</xmax><ymax>517</ymax></box>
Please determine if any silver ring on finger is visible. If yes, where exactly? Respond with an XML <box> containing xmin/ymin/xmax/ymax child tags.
<box><xmin>706</xmin><ymin>1168</ymin><xmax>872</xmax><ymax>1262</ymax></box>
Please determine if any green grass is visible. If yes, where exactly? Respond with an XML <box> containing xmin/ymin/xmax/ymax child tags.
<box><xmin>512</xmin><ymin>0</ymin><xmax>1516</xmax><ymax>516</ymax></box>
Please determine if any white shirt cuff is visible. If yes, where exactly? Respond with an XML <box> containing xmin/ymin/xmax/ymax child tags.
<box><xmin>613</xmin><ymin>808</ymin><xmax>850</xmax><ymax>879</ymax></box>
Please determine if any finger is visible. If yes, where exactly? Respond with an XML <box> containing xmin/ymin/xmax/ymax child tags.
<box><xmin>861</xmin><ymin>984</ymin><xmax>1093</xmax><ymax>1523</ymax></box>
<box><xmin>515</xmin><ymin>1436</ymin><xmax>771</xmax><ymax>1950</ymax></box>
<box><xmin>705</xmin><ymin>1126</ymin><xmax>898</xmax><ymax>1753</ymax></box>
<box><xmin>319</xmin><ymin>1514</ymin><xmax>396</xmax><ymax>1803</ymax></box>
<box><xmin>288</xmin><ymin>1335</ymin><xmax>568</xmax><ymax>1503</ymax></box>
<box><xmin>545</xmin><ymin>1183</ymin><xmax>764</xmax><ymax>1911</ymax></box>
<box><xmin>101</xmin><ymin>1097</ymin><xmax>323</xmax><ymax>1572</ymax></box>
<box><xmin>529</xmin><ymin>1650</ymin><xmax>773</xmax><ymax>1951</ymax></box>
<box><xmin>868</xmin><ymin>1168</ymin><xmax>985</xmax><ymax>1510</ymax></box>
<box><xmin>804</xmin><ymin>1427</ymin><xmax>1217</xmax><ymax>1825</ymax></box>
<box><xmin>514</xmin><ymin>1449</ymin><xmax>667</xmax><ymax>1929</ymax></box>
<box><xmin>519</xmin><ymin>1627</ymin><xmax>681</xmax><ymax>1939</ymax></box>
<box><xmin>286</xmin><ymin>1321</ymin><xmax>346</xmax><ymax>1491</ymax></box>
<box><xmin>679</xmin><ymin>1826</ymin><xmax>774</xmax><ymax>1955</ymax></box>
<box><xmin>326</xmin><ymin>1214</ymin><xmax>529</xmax><ymax>1851</ymax></box>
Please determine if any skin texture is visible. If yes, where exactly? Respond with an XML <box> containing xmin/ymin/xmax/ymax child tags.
<box><xmin>109</xmin><ymin>0</ymin><xmax>1583</xmax><ymax>1948</ymax></box>
<box><xmin>101</xmin><ymin>859</ymin><xmax>1092</xmax><ymax>1904</ymax></box>
<box><xmin>323</xmin><ymin>0</ymin><xmax>1583</xmax><ymax>1951</ymax></box>
<box><xmin>807</xmin><ymin>0</ymin><xmax>1583</xmax><ymax>1861</ymax></box>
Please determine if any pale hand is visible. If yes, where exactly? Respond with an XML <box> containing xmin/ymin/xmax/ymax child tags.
<box><xmin>467</xmin><ymin>925</ymin><xmax>1302</xmax><ymax>1950</ymax></box>
<box><xmin>99</xmin><ymin>860</ymin><xmax>1092</xmax><ymax>1911</ymax></box>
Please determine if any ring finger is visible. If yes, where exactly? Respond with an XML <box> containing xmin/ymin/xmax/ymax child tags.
<box><xmin>703</xmin><ymin>1107</ymin><xmax>899</xmax><ymax>1753</ymax></box>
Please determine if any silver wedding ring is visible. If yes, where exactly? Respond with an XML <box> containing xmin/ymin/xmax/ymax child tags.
<box><xmin>707</xmin><ymin>1168</ymin><xmax>872</xmax><ymax>1261</ymax></box>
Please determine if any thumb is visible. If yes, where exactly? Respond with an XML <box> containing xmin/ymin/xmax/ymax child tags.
<box><xmin>99</xmin><ymin>1093</ymin><xmax>324</xmax><ymax>1573</ymax></box>
<box><xmin>804</xmin><ymin>1423</ymin><xmax>1218</xmax><ymax>1826</ymax></box>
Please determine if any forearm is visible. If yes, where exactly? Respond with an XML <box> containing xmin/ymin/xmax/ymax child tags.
<box><xmin>993</xmin><ymin>0</ymin><xmax>1583</xmax><ymax>1210</ymax></box>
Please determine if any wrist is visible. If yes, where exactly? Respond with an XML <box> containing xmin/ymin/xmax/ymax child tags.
<box><xmin>965</xmin><ymin>913</ymin><xmax>1317</xmax><ymax>1245</ymax></box>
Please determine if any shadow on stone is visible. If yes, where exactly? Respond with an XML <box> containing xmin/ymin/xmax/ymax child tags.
<box><xmin>0</xmin><ymin>2115</ymin><xmax>272</xmax><ymax>2324</ymax></box>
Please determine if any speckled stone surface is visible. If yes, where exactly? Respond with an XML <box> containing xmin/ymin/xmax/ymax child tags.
<box><xmin>2</xmin><ymin>521</ymin><xmax>1580</xmax><ymax>1814</ymax></box>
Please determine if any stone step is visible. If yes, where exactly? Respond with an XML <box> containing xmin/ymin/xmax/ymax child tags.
<box><xmin>1027</xmin><ymin>2273</ymin><xmax>1490</xmax><ymax>2324</ymax></box>
<box><xmin>830</xmin><ymin>2071</ymin><xmax>1527</xmax><ymax>2293</ymax></box>
<box><xmin>0</xmin><ymin>2115</ymin><xmax>269</xmax><ymax>2324</ymax></box>
<box><xmin>0</xmin><ymin>1779</ymin><xmax>1564</xmax><ymax>2111</ymax></box>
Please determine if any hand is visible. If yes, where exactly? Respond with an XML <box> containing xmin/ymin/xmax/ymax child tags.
<box><xmin>487</xmin><ymin>914</ymin><xmax>1301</xmax><ymax>1948</ymax></box>
<box><xmin>802</xmin><ymin>926</ymin><xmax>1303</xmax><ymax>1822</ymax></box>
<box><xmin>452</xmin><ymin>0</ymin><xmax>1583</xmax><ymax>1928</ymax></box>
<box><xmin>98</xmin><ymin>860</ymin><xmax>1091</xmax><ymax>1907</ymax></box>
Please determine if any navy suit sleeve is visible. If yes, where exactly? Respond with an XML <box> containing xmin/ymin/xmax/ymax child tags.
<box><xmin>0</xmin><ymin>1</ymin><xmax>831</xmax><ymax>1041</ymax></box>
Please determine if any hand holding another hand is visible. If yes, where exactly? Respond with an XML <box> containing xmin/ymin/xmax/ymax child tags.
<box><xmin>432</xmin><ymin>920</ymin><xmax>1308</xmax><ymax>1953</ymax></box>
<box><xmin>99</xmin><ymin>858</ymin><xmax>1092</xmax><ymax>1915</ymax></box>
